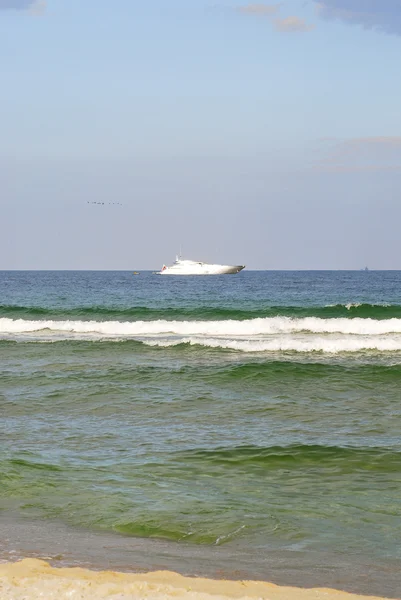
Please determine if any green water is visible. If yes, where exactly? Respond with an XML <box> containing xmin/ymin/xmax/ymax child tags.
<box><xmin>1</xmin><ymin>270</ymin><xmax>401</xmax><ymax>595</ymax></box>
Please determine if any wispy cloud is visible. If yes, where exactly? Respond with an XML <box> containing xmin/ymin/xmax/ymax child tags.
<box><xmin>0</xmin><ymin>0</ymin><xmax>46</xmax><ymax>13</ymax></box>
<box><xmin>314</xmin><ymin>137</ymin><xmax>401</xmax><ymax>173</ymax></box>
<box><xmin>274</xmin><ymin>16</ymin><xmax>315</xmax><ymax>32</ymax></box>
<box><xmin>29</xmin><ymin>0</ymin><xmax>46</xmax><ymax>15</ymax></box>
<box><xmin>315</xmin><ymin>0</ymin><xmax>401</xmax><ymax>36</ymax></box>
<box><xmin>237</xmin><ymin>3</ymin><xmax>280</xmax><ymax>16</ymax></box>
<box><xmin>238</xmin><ymin>3</ymin><xmax>315</xmax><ymax>32</ymax></box>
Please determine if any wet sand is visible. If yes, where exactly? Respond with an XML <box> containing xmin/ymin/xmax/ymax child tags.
<box><xmin>1</xmin><ymin>514</ymin><xmax>401</xmax><ymax>598</ymax></box>
<box><xmin>0</xmin><ymin>559</ymin><xmax>393</xmax><ymax>600</ymax></box>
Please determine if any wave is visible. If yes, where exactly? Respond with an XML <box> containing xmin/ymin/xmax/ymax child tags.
<box><xmin>1</xmin><ymin>302</ymin><xmax>401</xmax><ymax>321</ymax></box>
<box><xmin>7</xmin><ymin>444</ymin><xmax>401</xmax><ymax>483</ymax></box>
<box><xmin>3</xmin><ymin>316</ymin><xmax>401</xmax><ymax>353</ymax></box>
<box><xmin>219</xmin><ymin>360</ymin><xmax>401</xmax><ymax>381</ymax></box>
<box><xmin>4</xmin><ymin>316</ymin><xmax>401</xmax><ymax>335</ymax></box>
<box><xmin>174</xmin><ymin>444</ymin><xmax>401</xmax><ymax>473</ymax></box>
<box><xmin>3</xmin><ymin>444</ymin><xmax>401</xmax><ymax>549</ymax></box>
<box><xmin>9</xmin><ymin>458</ymin><xmax>63</xmax><ymax>472</ymax></box>
<box><xmin>147</xmin><ymin>336</ymin><xmax>401</xmax><ymax>353</ymax></box>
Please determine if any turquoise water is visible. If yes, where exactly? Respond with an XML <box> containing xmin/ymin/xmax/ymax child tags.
<box><xmin>1</xmin><ymin>270</ymin><xmax>401</xmax><ymax>596</ymax></box>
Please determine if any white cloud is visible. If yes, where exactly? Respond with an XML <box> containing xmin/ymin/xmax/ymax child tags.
<box><xmin>274</xmin><ymin>16</ymin><xmax>315</xmax><ymax>32</ymax></box>
<box><xmin>238</xmin><ymin>3</ymin><xmax>315</xmax><ymax>32</ymax></box>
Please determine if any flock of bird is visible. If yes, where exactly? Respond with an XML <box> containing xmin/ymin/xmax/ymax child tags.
<box><xmin>87</xmin><ymin>201</ymin><xmax>124</xmax><ymax>206</ymax></box>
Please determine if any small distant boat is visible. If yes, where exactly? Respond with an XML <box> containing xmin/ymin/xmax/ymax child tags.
<box><xmin>133</xmin><ymin>272</ymin><xmax>140</xmax><ymax>275</ymax></box>
<box><xmin>158</xmin><ymin>256</ymin><xmax>245</xmax><ymax>275</ymax></box>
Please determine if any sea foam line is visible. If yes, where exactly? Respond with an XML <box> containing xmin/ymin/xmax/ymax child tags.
<box><xmin>143</xmin><ymin>336</ymin><xmax>401</xmax><ymax>353</ymax></box>
<box><xmin>3</xmin><ymin>317</ymin><xmax>401</xmax><ymax>353</ymax></box>
<box><xmin>3</xmin><ymin>316</ymin><xmax>401</xmax><ymax>335</ymax></box>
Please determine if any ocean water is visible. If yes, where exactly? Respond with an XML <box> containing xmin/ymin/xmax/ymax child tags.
<box><xmin>1</xmin><ymin>270</ymin><xmax>401</xmax><ymax>597</ymax></box>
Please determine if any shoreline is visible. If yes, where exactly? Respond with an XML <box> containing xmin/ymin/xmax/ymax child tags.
<box><xmin>0</xmin><ymin>559</ymin><xmax>395</xmax><ymax>600</ymax></box>
<box><xmin>1</xmin><ymin>514</ymin><xmax>401</xmax><ymax>598</ymax></box>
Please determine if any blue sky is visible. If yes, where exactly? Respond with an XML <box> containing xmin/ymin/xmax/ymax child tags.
<box><xmin>1</xmin><ymin>0</ymin><xmax>401</xmax><ymax>269</ymax></box>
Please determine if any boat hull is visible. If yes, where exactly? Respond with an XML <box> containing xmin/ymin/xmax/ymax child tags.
<box><xmin>159</xmin><ymin>264</ymin><xmax>245</xmax><ymax>275</ymax></box>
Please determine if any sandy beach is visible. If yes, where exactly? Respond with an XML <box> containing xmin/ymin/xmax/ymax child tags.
<box><xmin>0</xmin><ymin>559</ymin><xmax>393</xmax><ymax>600</ymax></box>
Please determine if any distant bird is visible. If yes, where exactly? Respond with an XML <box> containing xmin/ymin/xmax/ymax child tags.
<box><xmin>86</xmin><ymin>201</ymin><xmax>123</xmax><ymax>206</ymax></box>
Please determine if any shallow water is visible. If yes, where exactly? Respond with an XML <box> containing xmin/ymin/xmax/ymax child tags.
<box><xmin>1</xmin><ymin>270</ymin><xmax>401</xmax><ymax>596</ymax></box>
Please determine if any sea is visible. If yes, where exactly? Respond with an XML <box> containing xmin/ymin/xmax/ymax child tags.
<box><xmin>1</xmin><ymin>270</ymin><xmax>401</xmax><ymax>598</ymax></box>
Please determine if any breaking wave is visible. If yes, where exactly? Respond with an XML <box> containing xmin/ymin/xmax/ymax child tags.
<box><xmin>3</xmin><ymin>316</ymin><xmax>401</xmax><ymax>335</ymax></box>
<box><xmin>2</xmin><ymin>316</ymin><xmax>401</xmax><ymax>354</ymax></box>
<box><xmin>144</xmin><ymin>336</ymin><xmax>401</xmax><ymax>353</ymax></box>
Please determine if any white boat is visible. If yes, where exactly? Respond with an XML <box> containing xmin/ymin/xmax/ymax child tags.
<box><xmin>158</xmin><ymin>256</ymin><xmax>245</xmax><ymax>275</ymax></box>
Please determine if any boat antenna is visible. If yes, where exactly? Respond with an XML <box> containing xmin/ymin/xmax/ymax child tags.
<box><xmin>179</xmin><ymin>244</ymin><xmax>182</xmax><ymax>259</ymax></box>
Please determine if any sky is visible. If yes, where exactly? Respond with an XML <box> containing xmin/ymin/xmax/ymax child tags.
<box><xmin>1</xmin><ymin>0</ymin><xmax>401</xmax><ymax>270</ymax></box>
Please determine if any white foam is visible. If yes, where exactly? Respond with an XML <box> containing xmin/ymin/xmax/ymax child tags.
<box><xmin>144</xmin><ymin>335</ymin><xmax>401</xmax><ymax>354</ymax></box>
<box><xmin>2</xmin><ymin>317</ymin><xmax>401</xmax><ymax>353</ymax></box>
<box><xmin>2</xmin><ymin>316</ymin><xmax>401</xmax><ymax>336</ymax></box>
